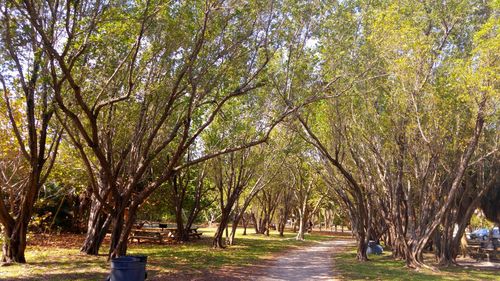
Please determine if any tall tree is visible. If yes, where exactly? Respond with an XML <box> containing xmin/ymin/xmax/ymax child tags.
<box><xmin>17</xmin><ymin>0</ymin><xmax>297</xmax><ymax>257</ymax></box>
<box><xmin>0</xmin><ymin>3</ymin><xmax>61</xmax><ymax>262</ymax></box>
<box><xmin>210</xmin><ymin>148</ymin><xmax>262</xmax><ymax>248</ymax></box>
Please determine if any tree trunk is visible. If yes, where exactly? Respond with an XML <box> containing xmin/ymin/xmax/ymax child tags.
<box><xmin>80</xmin><ymin>196</ymin><xmax>111</xmax><ymax>255</ymax></box>
<box><xmin>406</xmin><ymin>241</ymin><xmax>428</xmax><ymax>268</ymax></box>
<box><xmin>296</xmin><ymin>212</ymin><xmax>307</xmax><ymax>240</ymax></box>
<box><xmin>214</xmin><ymin>190</ymin><xmax>238</xmax><ymax>249</ymax></box>
<box><xmin>251</xmin><ymin>212</ymin><xmax>259</xmax><ymax>234</ymax></box>
<box><xmin>242</xmin><ymin>215</ymin><xmax>248</xmax><ymax>235</ymax></box>
<box><xmin>349</xmin><ymin>207</ymin><xmax>369</xmax><ymax>262</ymax></box>
<box><xmin>228</xmin><ymin>217</ymin><xmax>239</xmax><ymax>245</ymax></box>
<box><xmin>109</xmin><ymin>206</ymin><xmax>138</xmax><ymax>258</ymax></box>
<box><xmin>258</xmin><ymin>211</ymin><xmax>269</xmax><ymax>235</ymax></box>
<box><xmin>229</xmin><ymin>184</ymin><xmax>266</xmax><ymax>244</ymax></box>
<box><xmin>1</xmin><ymin>179</ymin><xmax>40</xmax><ymax>263</ymax></box>
<box><xmin>80</xmin><ymin>215</ymin><xmax>111</xmax><ymax>255</ymax></box>
<box><xmin>278</xmin><ymin>220</ymin><xmax>285</xmax><ymax>236</ymax></box>
<box><xmin>356</xmin><ymin>233</ymin><xmax>369</xmax><ymax>261</ymax></box>
<box><xmin>213</xmin><ymin>211</ymin><xmax>230</xmax><ymax>248</ymax></box>
<box><xmin>278</xmin><ymin>214</ymin><xmax>286</xmax><ymax>237</ymax></box>
<box><xmin>2</xmin><ymin>222</ymin><xmax>27</xmax><ymax>263</ymax></box>
<box><xmin>109</xmin><ymin>211</ymin><xmax>125</xmax><ymax>257</ymax></box>
<box><xmin>438</xmin><ymin>223</ymin><xmax>454</xmax><ymax>266</ymax></box>
<box><xmin>405</xmin><ymin>108</ymin><xmax>485</xmax><ymax>269</ymax></box>
<box><xmin>448</xmin><ymin>168</ymin><xmax>499</xmax><ymax>262</ymax></box>
<box><xmin>175</xmin><ymin>203</ymin><xmax>189</xmax><ymax>242</ymax></box>
<box><xmin>229</xmin><ymin>209</ymin><xmax>251</xmax><ymax>245</ymax></box>
<box><xmin>184</xmin><ymin>186</ymin><xmax>204</xmax><ymax>234</ymax></box>
<box><xmin>278</xmin><ymin>208</ymin><xmax>287</xmax><ymax>237</ymax></box>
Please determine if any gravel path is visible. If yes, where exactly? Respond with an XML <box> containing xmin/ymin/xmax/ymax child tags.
<box><xmin>158</xmin><ymin>237</ymin><xmax>354</xmax><ymax>281</ymax></box>
<box><xmin>256</xmin><ymin>239</ymin><xmax>353</xmax><ymax>281</ymax></box>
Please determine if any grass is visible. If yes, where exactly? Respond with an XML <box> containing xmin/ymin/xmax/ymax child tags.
<box><xmin>4</xmin><ymin>230</ymin><xmax>497</xmax><ymax>280</ymax></box>
<box><xmin>334</xmin><ymin>249</ymin><xmax>499</xmax><ymax>281</ymax></box>
<box><xmin>0</xmin><ymin>228</ymin><xmax>330</xmax><ymax>280</ymax></box>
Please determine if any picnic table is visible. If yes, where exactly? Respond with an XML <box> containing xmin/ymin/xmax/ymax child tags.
<box><xmin>467</xmin><ymin>240</ymin><xmax>499</xmax><ymax>261</ymax></box>
<box><xmin>129</xmin><ymin>229</ymin><xmax>169</xmax><ymax>244</ymax></box>
<box><xmin>129</xmin><ymin>225</ymin><xmax>202</xmax><ymax>244</ymax></box>
<box><xmin>163</xmin><ymin>227</ymin><xmax>203</xmax><ymax>239</ymax></box>
<box><xmin>188</xmin><ymin>227</ymin><xmax>203</xmax><ymax>239</ymax></box>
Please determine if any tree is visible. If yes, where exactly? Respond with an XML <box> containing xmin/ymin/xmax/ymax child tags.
<box><xmin>17</xmin><ymin>0</ymin><xmax>295</xmax><ymax>257</ymax></box>
<box><xmin>227</xmin><ymin>148</ymin><xmax>282</xmax><ymax>245</ymax></box>
<box><xmin>229</xmin><ymin>134</ymin><xmax>292</xmax><ymax>242</ymax></box>
<box><xmin>276</xmin><ymin>175</ymin><xmax>295</xmax><ymax>236</ymax></box>
<box><xmin>361</xmin><ymin>0</ymin><xmax>498</xmax><ymax>268</ymax></box>
<box><xmin>210</xmin><ymin>148</ymin><xmax>260</xmax><ymax>248</ymax></box>
<box><xmin>169</xmin><ymin>163</ymin><xmax>212</xmax><ymax>242</ymax></box>
<box><xmin>294</xmin><ymin>0</ymin><xmax>499</xmax><ymax>267</ymax></box>
<box><xmin>283</xmin><ymin>153</ymin><xmax>322</xmax><ymax>241</ymax></box>
<box><xmin>0</xmin><ymin>3</ymin><xmax>62</xmax><ymax>262</ymax></box>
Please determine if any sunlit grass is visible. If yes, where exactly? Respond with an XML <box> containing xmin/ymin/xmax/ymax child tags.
<box><xmin>0</xmin><ymin>228</ymin><xmax>329</xmax><ymax>280</ymax></box>
<box><xmin>334</xmin><ymin>249</ymin><xmax>499</xmax><ymax>281</ymax></box>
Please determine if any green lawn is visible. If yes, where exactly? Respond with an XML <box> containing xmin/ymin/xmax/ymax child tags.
<box><xmin>3</xmin><ymin>230</ymin><xmax>497</xmax><ymax>280</ymax></box>
<box><xmin>0</xmin><ymin>228</ymin><xmax>330</xmax><ymax>280</ymax></box>
<box><xmin>334</xmin><ymin>250</ymin><xmax>499</xmax><ymax>281</ymax></box>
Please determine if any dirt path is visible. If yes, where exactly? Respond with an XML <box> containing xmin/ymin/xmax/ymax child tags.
<box><xmin>178</xmin><ymin>238</ymin><xmax>355</xmax><ymax>281</ymax></box>
<box><xmin>255</xmin><ymin>239</ymin><xmax>353</xmax><ymax>281</ymax></box>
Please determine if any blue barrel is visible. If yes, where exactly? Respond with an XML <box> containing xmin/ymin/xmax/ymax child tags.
<box><xmin>109</xmin><ymin>256</ymin><xmax>147</xmax><ymax>281</ymax></box>
<box><xmin>366</xmin><ymin>241</ymin><xmax>383</xmax><ymax>255</ymax></box>
<box><xmin>130</xmin><ymin>255</ymin><xmax>147</xmax><ymax>280</ymax></box>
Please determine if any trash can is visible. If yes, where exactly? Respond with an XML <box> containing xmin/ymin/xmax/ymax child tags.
<box><xmin>108</xmin><ymin>255</ymin><xmax>147</xmax><ymax>281</ymax></box>
<box><xmin>366</xmin><ymin>241</ymin><xmax>383</xmax><ymax>255</ymax></box>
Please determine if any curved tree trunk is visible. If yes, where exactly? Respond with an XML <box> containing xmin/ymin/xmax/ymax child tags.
<box><xmin>296</xmin><ymin>209</ymin><xmax>308</xmax><ymax>240</ymax></box>
<box><xmin>110</xmin><ymin>207</ymin><xmax>138</xmax><ymax>258</ymax></box>
<box><xmin>1</xmin><ymin>178</ymin><xmax>42</xmax><ymax>263</ymax></box>
<box><xmin>251</xmin><ymin>212</ymin><xmax>259</xmax><ymax>233</ymax></box>
<box><xmin>80</xmin><ymin>196</ymin><xmax>111</xmax><ymax>255</ymax></box>
<box><xmin>228</xmin><ymin>211</ymin><xmax>244</xmax><ymax>245</ymax></box>
<box><xmin>356</xmin><ymin>234</ymin><xmax>369</xmax><ymax>262</ymax></box>
<box><xmin>213</xmin><ymin>211</ymin><xmax>230</xmax><ymax>248</ymax></box>
<box><xmin>108</xmin><ymin>210</ymin><xmax>125</xmax><ymax>258</ymax></box>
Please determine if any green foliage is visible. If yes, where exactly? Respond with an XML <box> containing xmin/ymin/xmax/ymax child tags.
<box><xmin>469</xmin><ymin>212</ymin><xmax>495</xmax><ymax>229</ymax></box>
<box><xmin>1</xmin><ymin>0</ymin><xmax>498</xmax><ymax>270</ymax></box>
<box><xmin>32</xmin><ymin>183</ymin><xmax>76</xmax><ymax>232</ymax></box>
<box><xmin>136</xmin><ymin>184</ymin><xmax>173</xmax><ymax>222</ymax></box>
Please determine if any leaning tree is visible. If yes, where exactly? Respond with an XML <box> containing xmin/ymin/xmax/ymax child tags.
<box><xmin>17</xmin><ymin>0</ymin><xmax>303</xmax><ymax>257</ymax></box>
<box><xmin>0</xmin><ymin>4</ymin><xmax>62</xmax><ymax>262</ymax></box>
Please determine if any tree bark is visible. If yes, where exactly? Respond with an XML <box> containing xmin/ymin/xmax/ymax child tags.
<box><xmin>213</xmin><ymin>210</ymin><xmax>231</xmax><ymax>248</ymax></box>
<box><xmin>108</xmin><ymin>209</ymin><xmax>125</xmax><ymax>257</ymax></box>
<box><xmin>174</xmin><ymin>202</ymin><xmax>189</xmax><ymax>242</ymax></box>
<box><xmin>296</xmin><ymin>213</ymin><xmax>307</xmax><ymax>240</ymax></box>
<box><xmin>109</xmin><ymin>204</ymin><xmax>140</xmax><ymax>258</ymax></box>
<box><xmin>2</xmin><ymin>222</ymin><xmax>27</xmax><ymax>263</ymax></box>
<box><xmin>251</xmin><ymin>212</ymin><xmax>259</xmax><ymax>234</ymax></box>
<box><xmin>405</xmin><ymin>107</ymin><xmax>485</xmax><ymax>269</ymax></box>
<box><xmin>242</xmin><ymin>214</ymin><xmax>248</xmax><ymax>235</ymax></box>
<box><xmin>356</xmin><ymin>233</ymin><xmax>369</xmax><ymax>261</ymax></box>
<box><xmin>80</xmin><ymin>194</ymin><xmax>112</xmax><ymax>255</ymax></box>
<box><xmin>1</xmin><ymin>177</ymin><xmax>44</xmax><ymax>263</ymax></box>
